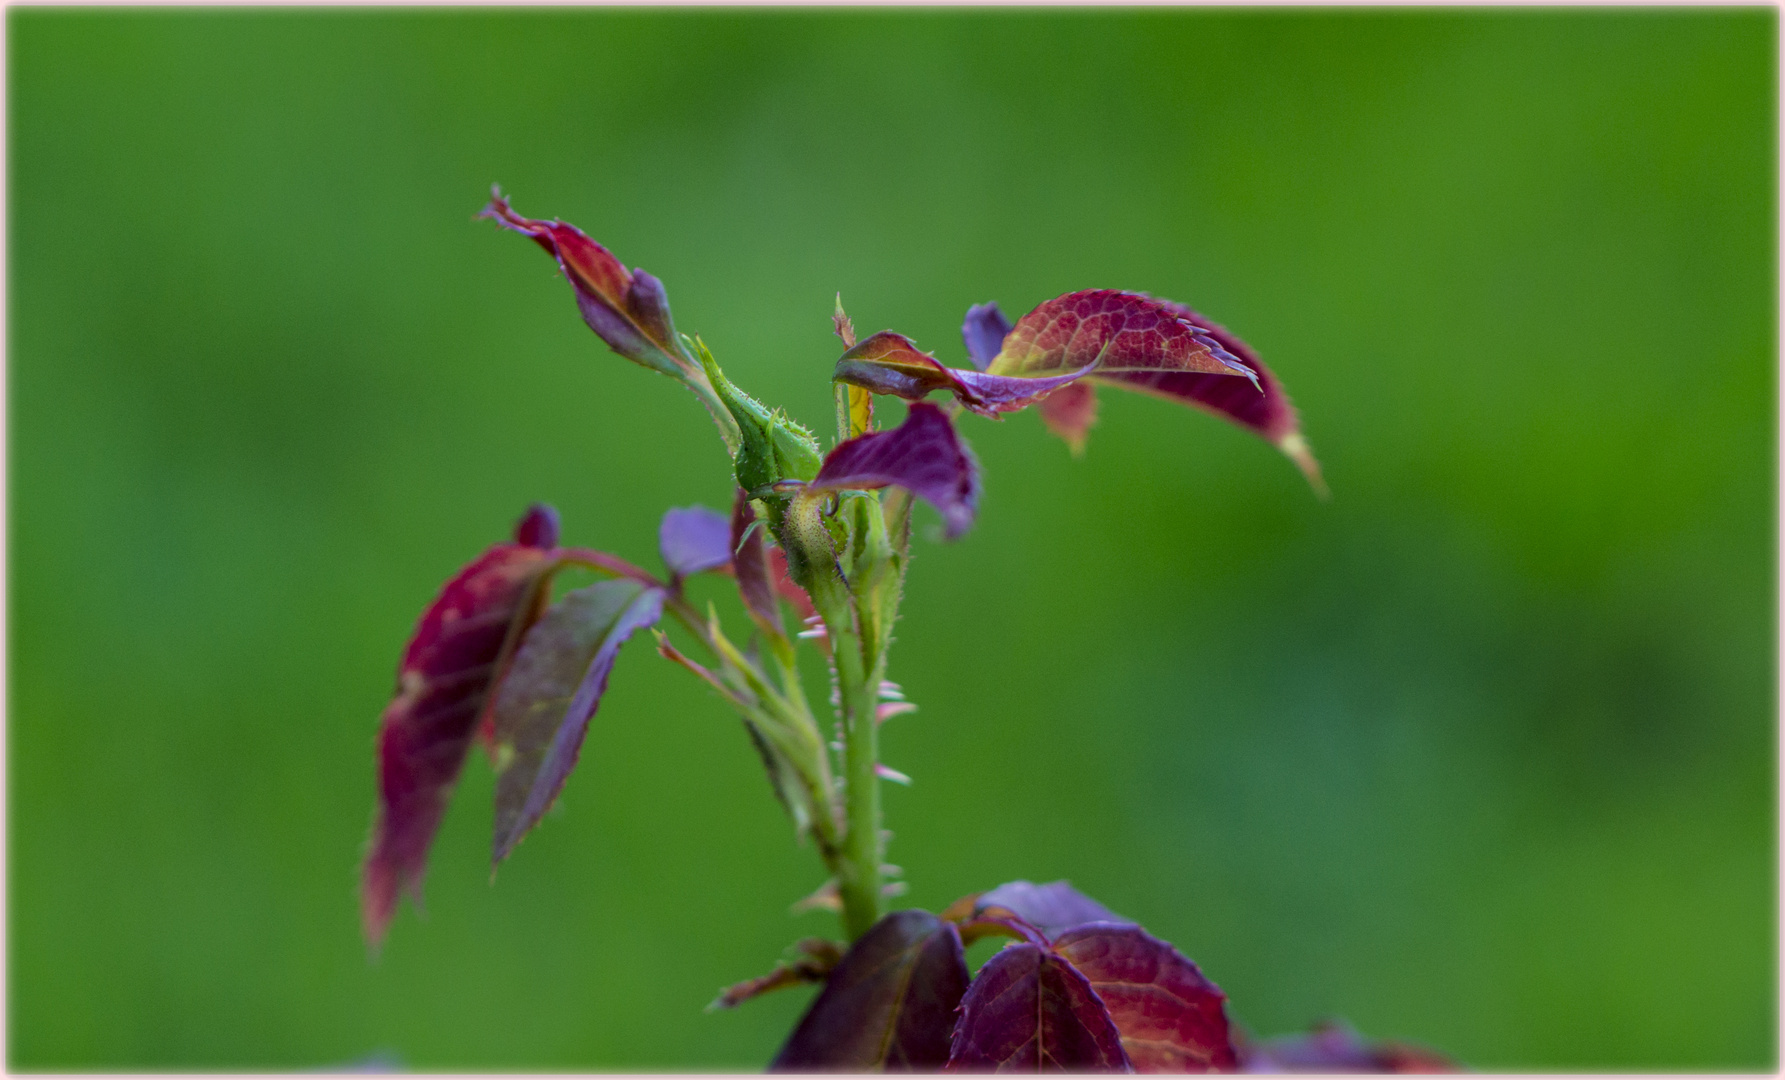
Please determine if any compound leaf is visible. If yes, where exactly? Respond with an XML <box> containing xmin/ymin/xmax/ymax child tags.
<box><xmin>362</xmin><ymin>505</ymin><xmax>562</xmax><ymax>945</ymax></box>
<box><xmin>489</xmin><ymin>578</ymin><xmax>666</xmax><ymax>863</ymax></box>
<box><xmin>772</xmin><ymin>910</ymin><xmax>970</xmax><ymax>1072</ymax></box>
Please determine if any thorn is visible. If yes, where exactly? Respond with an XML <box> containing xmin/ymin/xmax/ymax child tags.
<box><xmin>876</xmin><ymin>763</ymin><xmax>912</xmax><ymax>785</ymax></box>
<box><xmin>797</xmin><ymin>626</ymin><xmax>829</xmax><ymax>640</ymax></box>
<box><xmin>877</xmin><ymin>702</ymin><xmax>918</xmax><ymax>723</ymax></box>
<box><xmin>878</xmin><ymin>681</ymin><xmax>904</xmax><ymax>700</ymax></box>
<box><xmin>880</xmin><ymin>863</ymin><xmax>904</xmax><ymax>878</ymax></box>
<box><xmin>881</xmin><ymin>881</ymin><xmax>910</xmax><ymax>899</ymax></box>
<box><xmin>791</xmin><ymin>879</ymin><xmax>842</xmax><ymax>914</ymax></box>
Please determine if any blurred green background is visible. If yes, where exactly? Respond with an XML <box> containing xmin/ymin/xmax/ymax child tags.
<box><xmin>8</xmin><ymin>8</ymin><xmax>1775</xmax><ymax>1071</ymax></box>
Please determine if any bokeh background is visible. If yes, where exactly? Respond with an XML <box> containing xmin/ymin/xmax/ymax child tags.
<box><xmin>8</xmin><ymin>8</ymin><xmax>1775</xmax><ymax>1071</ymax></box>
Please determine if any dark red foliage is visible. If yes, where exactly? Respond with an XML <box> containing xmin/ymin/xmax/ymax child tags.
<box><xmin>947</xmin><ymin>942</ymin><xmax>1133</xmax><ymax>1072</ymax></box>
<box><xmin>1052</xmin><ymin>925</ymin><xmax>1237</xmax><ymax>1073</ymax></box>
<box><xmin>362</xmin><ymin>506</ymin><xmax>562</xmax><ymax>945</ymax></box>
<box><xmin>972</xmin><ymin>879</ymin><xmax>1130</xmax><ymax>941</ymax></box>
<box><xmin>772</xmin><ymin>911</ymin><xmax>970</xmax><ymax>1072</ymax></box>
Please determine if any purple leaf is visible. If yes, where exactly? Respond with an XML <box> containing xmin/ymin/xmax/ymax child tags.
<box><xmin>489</xmin><ymin>579</ymin><xmax>666</xmax><ymax>863</ymax></box>
<box><xmin>659</xmin><ymin>504</ymin><xmax>733</xmax><ymax>579</ymax></box>
<box><xmin>974</xmin><ymin>880</ymin><xmax>1131</xmax><ymax>941</ymax></box>
<box><xmin>807</xmin><ymin>403</ymin><xmax>980</xmax><ymax>539</ymax></box>
<box><xmin>361</xmin><ymin>507</ymin><xmax>563</xmax><ymax>945</ymax></box>
<box><xmin>834</xmin><ymin>331</ymin><xmax>1093</xmax><ymax>417</ymax></box>
<box><xmin>1239</xmin><ymin>1021</ymin><xmax>1457</xmax><ymax>1073</ymax></box>
<box><xmin>947</xmin><ymin>942</ymin><xmax>1133</xmax><ymax>1072</ymax></box>
<box><xmin>771</xmin><ymin>910</ymin><xmax>970</xmax><ymax>1072</ymax></box>
<box><xmin>480</xmin><ymin>189</ymin><xmax>695</xmax><ymax>382</ymax></box>
<box><xmin>961</xmin><ymin>302</ymin><xmax>1012</xmax><ymax>372</ymax></box>
<box><xmin>730</xmin><ymin>488</ymin><xmax>782</xmax><ymax>635</ymax></box>
<box><xmin>1052</xmin><ymin>925</ymin><xmax>1237</xmax><ymax>1073</ymax></box>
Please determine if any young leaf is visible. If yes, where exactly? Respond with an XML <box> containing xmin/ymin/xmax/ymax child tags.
<box><xmin>805</xmin><ymin>403</ymin><xmax>980</xmax><ymax>539</ymax></box>
<box><xmin>361</xmin><ymin>506</ymin><xmax>563</xmax><ymax>946</ymax></box>
<box><xmin>834</xmin><ymin>331</ymin><xmax>1092</xmax><ymax>417</ymax></box>
<box><xmin>961</xmin><ymin>301</ymin><xmax>1012</xmax><ymax>372</ymax></box>
<box><xmin>947</xmin><ymin>942</ymin><xmax>1133</xmax><ymax>1072</ymax></box>
<box><xmin>972</xmin><ymin>879</ymin><xmax>1131</xmax><ymax>941</ymax></box>
<box><xmin>1239</xmin><ymin>1020</ymin><xmax>1456</xmax><ymax>1073</ymax></box>
<box><xmin>659</xmin><ymin>504</ymin><xmax>733</xmax><ymax>580</ymax></box>
<box><xmin>771</xmin><ymin>910</ymin><xmax>969</xmax><ymax>1071</ymax></box>
<box><xmin>987</xmin><ymin>289</ymin><xmax>1257</xmax><ymax>385</ymax></box>
<box><xmin>480</xmin><ymin>189</ymin><xmax>696</xmax><ymax>382</ymax></box>
<box><xmin>1051</xmin><ymin>925</ymin><xmax>1237</xmax><ymax>1073</ymax></box>
<box><xmin>1037</xmin><ymin>380</ymin><xmax>1099</xmax><ymax>457</ymax></box>
<box><xmin>730</xmin><ymin>489</ymin><xmax>783</xmax><ymax>636</ymax></box>
<box><xmin>489</xmin><ymin>579</ymin><xmax>666</xmax><ymax>863</ymax></box>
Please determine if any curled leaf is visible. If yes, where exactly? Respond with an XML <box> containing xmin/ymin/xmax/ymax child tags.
<box><xmin>480</xmin><ymin>188</ymin><xmax>695</xmax><ymax>382</ymax></box>
<box><xmin>947</xmin><ymin>942</ymin><xmax>1133</xmax><ymax>1072</ymax></box>
<box><xmin>362</xmin><ymin>506</ymin><xmax>562</xmax><ymax>945</ymax></box>
<box><xmin>771</xmin><ymin>910</ymin><xmax>970</xmax><ymax>1071</ymax></box>
<box><xmin>1052</xmin><ymin>925</ymin><xmax>1237</xmax><ymax>1073</ymax></box>
<box><xmin>961</xmin><ymin>301</ymin><xmax>1012</xmax><ymax>372</ymax></box>
<box><xmin>806</xmin><ymin>403</ymin><xmax>980</xmax><ymax>539</ymax></box>
<box><xmin>835</xmin><ymin>331</ymin><xmax>1092</xmax><ymax>417</ymax></box>
<box><xmin>973</xmin><ymin>880</ymin><xmax>1131</xmax><ymax>941</ymax></box>
<box><xmin>659</xmin><ymin>504</ymin><xmax>733</xmax><ymax>579</ymax></box>
<box><xmin>489</xmin><ymin>579</ymin><xmax>666</xmax><ymax>863</ymax></box>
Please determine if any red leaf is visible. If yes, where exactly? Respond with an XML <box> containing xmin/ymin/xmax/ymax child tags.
<box><xmin>361</xmin><ymin>506</ymin><xmax>562</xmax><ymax>946</ymax></box>
<box><xmin>1052</xmin><ymin>925</ymin><xmax>1237</xmax><ymax>1073</ymax></box>
<box><xmin>1239</xmin><ymin>1020</ymin><xmax>1457</xmax><ymax>1073</ymax></box>
<box><xmin>480</xmin><ymin>188</ymin><xmax>693</xmax><ymax>380</ymax></box>
<box><xmin>947</xmin><ymin>942</ymin><xmax>1133</xmax><ymax>1072</ymax></box>
<box><xmin>988</xmin><ymin>289</ymin><xmax>1257</xmax><ymax>384</ymax></box>
<box><xmin>834</xmin><ymin>331</ymin><xmax>1092</xmax><ymax>417</ymax></box>
<box><xmin>489</xmin><ymin>579</ymin><xmax>666</xmax><ymax>863</ymax></box>
<box><xmin>808</xmin><ymin>403</ymin><xmax>981</xmax><ymax>539</ymax></box>
<box><xmin>973</xmin><ymin>879</ymin><xmax>1130</xmax><ymax>941</ymax></box>
<box><xmin>771</xmin><ymin>910</ymin><xmax>970</xmax><ymax>1071</ymax></box>
<box><xmin>730</xmin><ymin>489</ymin><xmax>782</xmax><ymax>635</ymax></box>
<box><xmin>658</xmin><ymin>504</ymin><xmax>732</xmax><ymax>579</ymax></box>
<box><xmin>1038</xmin><ymin>380</ymin><xmax>1099</xmax><ymax>457</ymax></box>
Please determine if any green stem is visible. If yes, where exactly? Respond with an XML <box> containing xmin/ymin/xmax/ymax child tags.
<box><xmin>803</xmin><ymin>570</ymin><xmax>879</xmax><ymax>940</ymax></box>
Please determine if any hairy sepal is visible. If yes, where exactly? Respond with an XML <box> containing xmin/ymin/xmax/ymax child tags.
<box><xmin>771</xmin><ymin>910</ymin><xmax>970</xmax><ymax>1071</ymax></box>
<box><xmin>488</xmin><ymin>578</ymin><xmax>666</xmax><ymax>863</ymax></box>
<box><xmin>362</xmin><ymin>504</ymin><xmax>563</xmax><ymax>946</ymax></box>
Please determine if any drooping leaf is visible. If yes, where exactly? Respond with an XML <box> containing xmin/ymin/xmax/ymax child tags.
<box><xmin>947</xmin><ymin>942</ymin><xmax>1133</xmax><ymax>1072</ymax></box>
<box><xmin>1239</xmin><ymin>1021</ymin><xmax>1456</xmax><ymax>1073</ymax></box>
<box><xmin>480</xmin><ymin>188</ymin><xmax>696</xmax><ymax>382</ymax></box>
<box><xmin>730</xmin><ymin>489</ymin><xmax>782</xmax><ymax>635</ymax></box>
<box><xmin>489</xmin><ymin>579</ymin><xmax>666</xmax><ymax>863</ymax></box>
<box><xmin>1097</xmin><ymin>302</ymin><xmax>1324</xmax><ymax>494</ymax></box>
<box><xmin>1052</xmin><ymin>925</ymin><xmax>1237</xmax><ymax>1073</ymax></box>
<box><xmin>973</xmin><ymin>880</ymin><xmax>1131</xmax><ymax>941</ymax></box>
<box><xmin>1037</xmin><ymin>379</ymin><xmax>1099</xmax><ymax>457</ymax></box>
<box><xmin>659</xmin><ymin>504</ymin><xmax>733</xmax><ymax>579</ymax></box>
<box><xmin>834</xmin><ymin>331</ymin><xmax>1092</xmax><ymax>417</ymax></box>
<box><xmin>361</xmin><ymin>505</ymin><xmax>563</xmax><ymax>945</ymax></box>
<box><xmin>771</xmin><ymin>910</ymin><xmax>970</xmax><ymax>1072</ymax></box>
<box><xmin>961</xmin><ymin>301</ymin><xmax>1012</xmax><ymax>372</ymax></box>
<box><xmin>987</xmin><ymin>289</ymin><xmax>1257</xmax><ymax>385</ymax></box>
<box><xmin>806</xmin><ymin>403</ymin><xmax>980</xmax><ymax>539</ymax></box>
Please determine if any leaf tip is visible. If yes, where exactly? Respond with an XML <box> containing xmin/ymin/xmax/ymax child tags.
<box><xmin>514</xmin><ymin>503</ymin><xmax>561</xmax><ymax>549</ymax></box>
<box><xmin>1278</xmin><ymin>432</ymin><xmax>1329</xmax><ymax>499</ymax></box>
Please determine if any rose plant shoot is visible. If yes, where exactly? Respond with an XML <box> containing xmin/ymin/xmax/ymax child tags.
<box><xmin>359</xmin><ymin>188</ymin><xmax>1452</xmax><ymax>1073</ymax></box>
